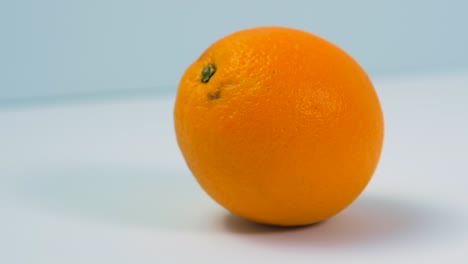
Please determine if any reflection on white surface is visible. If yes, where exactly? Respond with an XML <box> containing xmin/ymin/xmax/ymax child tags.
<box><xmin>2</xmin><ymin>166</ymin><xmax>222</xmax><ymax>232</ymax></box>
<box><xmin>1</xmin><ymin>71</ymin><xmax>468</xmax><ymax>263</ymax></box>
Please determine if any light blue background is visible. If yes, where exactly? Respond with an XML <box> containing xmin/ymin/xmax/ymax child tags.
<box><xmin>1</xmin><ymin>0</ymin><xmax>467</xmax><ymax>102</ymax></box>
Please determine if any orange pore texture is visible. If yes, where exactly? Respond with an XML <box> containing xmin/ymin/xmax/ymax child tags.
<box><xmin>174</xmin><ymin>26</ymin><xmax>384</xmax><ymax>226</ymax></box>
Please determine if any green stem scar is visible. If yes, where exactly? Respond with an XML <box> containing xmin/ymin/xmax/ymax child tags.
<box><xmin>201</xmin><ymin>64</ymin><xmax>216</xmax><ymax>83</ymax></box>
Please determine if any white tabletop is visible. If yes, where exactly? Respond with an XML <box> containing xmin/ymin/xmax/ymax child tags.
<box><xmin>1</xmin><ymin>71</ymin><xmax>468</xmax><ymax>263</ymax></box>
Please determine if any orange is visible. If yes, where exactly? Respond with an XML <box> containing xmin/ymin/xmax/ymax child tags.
<box><xmin>173</xmin><ymin>26</ymin><xmax>384</xmax><ymax>226</ymax></box>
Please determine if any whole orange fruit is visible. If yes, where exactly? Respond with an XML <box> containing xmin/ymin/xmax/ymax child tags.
<box><xmin>174</xmin><ymin>26</ymin><xmax>383</xmax><ymax>226</ymax></box>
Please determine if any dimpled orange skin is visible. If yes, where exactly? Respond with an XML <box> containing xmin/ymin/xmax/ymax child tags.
<box><xmin>174</xmin><ymin>26</ymin><xmax>384</xmax><ymax>226</ymax></box>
